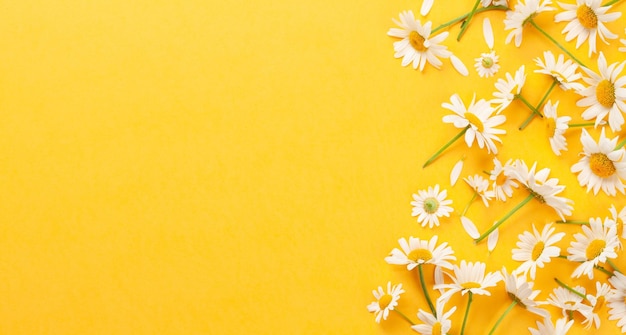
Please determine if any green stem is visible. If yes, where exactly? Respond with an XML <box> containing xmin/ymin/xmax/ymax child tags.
<box><xmin>475</xmin><ymin>194</ymin><xmax>533</xmax><ymax>244</ymax></box>
<box><xmin>457</xmin><ymin>0</ymin><xmax>482</xmax><ymax>41</ymax></box>
<box><xmin>569</xmin><ymin>122</ymin><xmax>596</xmax><ymax>127</ymax></box>
<box><xmin>393</xmin><ymin>309</ymin><xmax>416</xmax><ymax>325</ymax></box>
<box><xmin>519</xmin><ymin>80</ymin><xmax>558</xmax><ymax>130</ymax></box>
<box><xmin>515</xmin><ymin>94</ymin><xmax>542</xmax><ymax>117</ymax></box>
<box><xmin>462</xmin><ymin>192</ymin><xmax>478</xmax><ymax>216</ymax></box>
<box><xmin>527</xmin><ymin>18</ymin><xmax>586</xmax><ymax>67</ymax></box>
<box><xmin>423</xmin><ymin>126</ymin><xmax>469</xmax><ymax>168</ymax></box>
<box><xmin>488</xmin><ymin>300</ymin><xmax>517</xmax><ymax>335</ymax></box>
<box><xmin>460</xmin><ymin>292</ymin><xmax>473</xmax><ymax>335</ymax></box>
<box><xmin>556</xmin><ymin>220</ymin><xmax>589</xmax><ymax>225</ymax></box>
<box><xmin>607</xmin><ymin>258</ymin><xmax>622</xmax><ymax>274</ymax></box>
<box><xmin>616</xmin><ymin>137</ymin><xmax>626</xmax><ymax>150</ymax></box>
<box><xmin>554</xmin><ymin>278</ymin><xmax>587</xmax><ymax>299</ymax></box>
<box><xmin>432</xmin><ymin>6</ymin><xmax>509</xmax><ymax>34</ymax></box>
<box><xmin>418</xmin><ymin>264</ymin><xmax>437</xmax><ymax>317</ymax></box>
<box><xmin>603</xmin><ymin>0</ymin><xmax>622</xmax><ymax>6</ymax></box>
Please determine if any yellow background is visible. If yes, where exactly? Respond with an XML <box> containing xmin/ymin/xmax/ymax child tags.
<box><xmin>0</xmin><ymin>0</ymin><xmax>624</xmax><ymax>334</ymax></box>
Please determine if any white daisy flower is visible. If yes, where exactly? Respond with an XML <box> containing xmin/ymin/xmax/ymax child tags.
<box><xmin>576</xmin><ymin>52</ymin><xmax>626</xmax><ymax>131</ymax></box>
<box><xmin>546</xmin><ymin>285</ymin><xmax>590</xmax><ymax>319</ymax></box>
<box><xmin>554</xmin><ymin>0</ymin><xmax>621</xmax><ymax>57</ymax></box>
<box><xmin>570</xmin><ymin>128</ymin><xmax>626</xmax><ymax>196</ymax></box>
<box><xmin>501</xmin><ymin>267</ymin><xmax>550</xmax><ymax>317</ymax></box>
<box><xmin>504</xmin><ymin>159</ymin><xmax>574</xmax><ymax>221</ymax></box>
<box><xmin>474</xmin><ymin>18</ymin><xmax>500</xmax><ymax>78</ymax></box>
<box><xmin>504</xmin><ymin>0</ymin><xmax>555</xmax><ymax>47</ymax></box>
<box><xmin>442</xmin><ymin>93</ymin><xmax>506</xmax><ymax>154</ymax></box>
<box><xmin>528</xmin><ymin>317</ymin><xmax>574</xmax><ymax>335</ymax></box>
<box><xmin>412</xmin><ymin>299</ymin><xmax>456</xmax><ymax>335</ymax></box>
<box><xmin>567</xmin><ymin>217</ymin><xmax>619</xmax><ymax>279</ymax></box>
<box><xmin>385</xmin><ymin>235</ymin><xmax>456</xmax><ymax>270</ymax></box>
<box><xmin>543</xmin><ymin>100</ymin><xmax>571</xmax><ymax>156</ymax></box>
<box><xmin>411</xmin><ymin>184</ymin><xmax>454</xmax><ymax>228</ymax></box>
<box><xmin>609</xmin><ymin>204</ymin><xmax>626</xmax><ymax>240</ymax></box>
<box><xmin>582</xmin><ymin>281</ymin><xmax>612</xmax><ymax>329</ymax></box>
<box><xmin>534</xmin><ymin>51</ymin><xmax>584</xmax><ymax>91</ymax></box>
<box><xmin>492</xmin><ymin>65</ymin><xmax>527</xmax><ymax>113</ymax></box>
<box><xmin>608</xmin><ymin>271</ymin><xmax>626</xmax><ymax>332</ymax></box>
<box><xmin>512</xmin><ymin>223</ymin><xmax>565</xmax><ymax>280</ymax></box>
<box><xmin>367</xmin><ymin>282</ymin><xmax>405</xmax><ymax>323</ymax></box>
<box><xmin>388</xmin><ymin>11</ymin><xmax>452</xmax><ymax>71</ymax></box>
<box><xmin>489</xmin><ymin>157</ymin><xmax>518</xmax><ymax>201</ymax></box>
<box><xmin>434</xmin><ymin>260</ymin><xmax>501</xmax><ymax>302</ymax></box>
<box><xmin>481</xmin><ymin>0</ymin><xmax>508</xmax><ymax>6</ymax></box>
<box><xmin>464</xmin><ymin>174</ymin><xmax>495</xmax><ymax>207</ymax></box>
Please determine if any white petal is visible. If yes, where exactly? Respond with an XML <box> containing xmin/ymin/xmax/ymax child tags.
<box><xmin>483</xmin><ymin>17</ymin><xmax>494</xmax><ymax>50</ymax></box>
<box><xmin>450</xmin><ymin>55</ymin><xmax>469</xmax><ymax>76</ymax></box>
<box><xmin>420</xmin><ymin>0</ymin><xmax>434</xmax><ymax>16</ymax></box>
<box><xmin>488</xmin><ymin>227</ymin><xmax>499</xmax><ymax>252</ymax></box>
<box><xmin>461</xmin><ymin>216</ymin><xmax>480</xmax><ymax>239</ymax></box>
<box><xmin>434</xmin><ymin>266</ymin><xmax>445</xmax><ymax>293</ymax></box>
<box><xmin>450</xmin><ymin>160</ymin><xmax>464</xmax><ymax>186</ymax></box>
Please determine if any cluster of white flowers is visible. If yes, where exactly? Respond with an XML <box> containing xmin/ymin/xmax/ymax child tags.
<box><xmin>370</xmin><ymin>0</ymin><xmax>626</xmax><ymax>334</ymax></box>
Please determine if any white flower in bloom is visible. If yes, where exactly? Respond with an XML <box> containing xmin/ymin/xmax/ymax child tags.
<box><xmin>534</xmin><ymin>51</ymin><xmax>584</xmax><ymax>91</ymax></box>
<box><xmin>554</xmin><ymin>0</ymin><xmax>621</xmax><ymax>57</ymax></box>
<box><xmin>385</xmin><ymin>235</ymin><xmax>456</xmax><ymax>270</ymax></box>
<box><xmin>492</xmin><ymin>65</ymin><xmax>527</xmax><ymax>113</ymax></box>
<box><xmin>481</xmin><ymin>0</ymin><xmax>508</xmax><ymax>6</ymax></box>
<box><xmin>474</xmin><ymin>18</ymin><xmax>500</xmax><ymax>78</ymax></box>
<box><xmin>501</xmin><ymin>267</ymin><xmax>550</xmax><ymax>317</ymax></box>
<box><xmin>528</xmin><ymin>317</ymin><xmax>574</xmax><ymax>335</ymax></box>
<box><xmin>412</xmin><ymin>299</ymin><xmax>456</xmax><ymax>335</ymax></box>
<box><xmin>512</xmin><ymin>223</ymin><xmax>565</xmax><ymax>280</ymax></box>
<box><xmin>464</xmin><ymin>174</ymin><xmax>495</xmax><ymax>207</ymax></box>
<box><xmin>608</xmin><ymin>272</ymin><xmax>626</xmax><ymax>332</ymax></box>
<box><xmin>489</xmin><ymin>157</ymin><xmax>518</xmax><ymax>201</ymax></box>
<box><xmin>388</xmin><ymin>11</ymin><xmax>452</xmax><ymax>71</ymax></box>
<box><xmin>442</xmin><ymin>93</ymin><xmax>506</xmax><ymax>154</ymax></box>
<box><xmin>367</xmin><ymin>282</ymin><xmax>404</xmax><ymax>323</ymax></box>
<box><xmin>543</xmin><ymin>101</ymin><xmax>571</xmax><ymax>156</ymax></box>
<box><xmin>411</xmin><ymin>184</ymin><xmax>454</xmax><ymax>228</ymax></box>
<box><xmin>576</xmin><ymin>52</ymin><xmax>626</xmax><ymax>132</ymax></box>
<box><xmin>570</xmin><ymin>128</ymin><xmax>626</xmax><ymax>196</ymax></box>
<box><xmin>434</xmin><ymin>260</ymin><xmax>501</xmax><ymax>302</ymax></box>
<box><xmin>582</xmin><ymin>282</ymin><xmax>612</xmax><ymax>329</ymax></box>
<box><xmin>504</xmin><ymin>0</ymin><xmax>555</xmax><ymax>47</ymax></box>
<box><xmin>504</xmin><ymin>159</ymin><xmax>574</xmax><ymax>221</ymax></box>
<box><xmin>546</xmin><ymin>285</ymin><xmax>591</xmax><ymax>319</ymax></box>
<box><xmin>567</xmin><ymin>217</ymin><xmax>619</xmax><ymax>279</ymax></box>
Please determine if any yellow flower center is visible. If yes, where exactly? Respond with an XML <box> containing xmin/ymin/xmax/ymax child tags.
<box><xmin>586</xmin><ymin>239</ymin><xmax>606</xmax><ymax>260</ymax></box>
<box><xmin>482</xmin><ymin>57</ymin><xmax>494</xmax><ymax>68</ymax></box>
<box><xmin>596</xmin><ymin>80</ymin><xmax>616</xmax><ymax>108</ymax></box>
<box><xmin>408</xmin><ymin>248</ymin><xmax>433</xmax><ymax>263</ymax></box>
<box><xmin>432</xmin><ymin>322</ymin><xmax>442</xmax><ymax>335</ymax></box>
<box><xmin>532</xmin><ymin>241</ymin><xmax>545</xmax><ymax>261</ymax></box>
<box><xmin>378</xmin><ymin>294</ymin><xmax>393</xmax><ymax>309</ymax></box>
<box><xmin>464</xmin><ymin>112</ymin><xmax>484</xmax><ymax>132</ymax></box>
<box><xmin>589</xmin><ymin>153</ymin><xmax>616</xmax><ymax>178</ymax></box>
<box><xmin>495</xmin><ymin>172</ymin><xmax>507</xmax><ymax>186</ymax></box>
<box><xmin>576</xmin><ymin>4</ymin><xmax>598</xmax><ymax>29</ymax></box>
<box><xmin>461</xmin><ymin>282</ymin><xmax>482</xmax><ymax>290</ymax></box>
<box><xmin>546</xmin><ymin>117</ymin><xmax>557</xmax><ymax>138</ymax></box>
<box><xmin>423</xmin><ymin>197</ymin><xmax>439</xmax><ymax>214</ymax></box>
<box><xmin>409</xmin><ymin>31</ymin><xmax>427</xmax><ymax>52</ymax></box>
<box><xmin>593</xmin><ymin>295</ymin><xmax>606</xmax><ymax>312</ymax></box>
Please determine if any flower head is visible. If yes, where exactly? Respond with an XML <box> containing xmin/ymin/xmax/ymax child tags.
<box><xmin>464</xmin><ymin>174</ymin><xmax>495</xmax><ymax>207</ymax></box>
<box><xmin>608</xmin><ymin>272</ymin><xmax>626</xmax><ymax>332</ymax></box>
<box><xmin>546</xmin><ymin>285</ymin><xmax>590</xmax><ymax>318</ymax></box>
<box><xmin>411</xmin><ymin>185</ymin><xmax>454</xmax><ymax>228</ymax></box>
<box><xmin>492</xmin><ymin>65</ymin><xmax>527</xmax><ymax>112</ymax></box>
<box><xmin>567</xmin><ymin>217</ymin><xmax>619</xmax><ymax>279</ymax></box>
<box><xmin>475</xmin><ymin>18</ymin><xmax>500</xmax><ymax>78</ymax></box>
<box><xmin>412</xmin><ymin>299</ymin><xmax>456</xmax><ymax>335</ymax></box>
<box><xmin>385</xmin><ymin>235</ymin><xmax>456</xmax><ymax>270</ymax></box>
<box><xmin>501</xmin><ymin>267</ymin><xmax>550</xmax><ymax>317</ymax></box>
<box><xmin>582</xmin><ymin>281</ymin><xmax>612</xmax><ymax>329</ymax></box>
<box><xmin>504</xmin><ymin>0</ymin><xmax>555</xmax><ymax>47</ymax></box>
<box><xmin>434</xmin><ymin>260</ymin><xmax>501</xmax><ymax>302</ymax></box>
<box><xmin>512</xmin><ymin>223</ymin><xmax>565</xmax><ymax>280</ymax></box>
<box><xmin>367</xmin><ymin>282</ymin><xmax>405</xmax><ymax>323</ymax></box>
<box><xmin>534</xmin><ymin>51</ymin><xmax>584</xmax><ymax>91</ymax></box>
<box><xmin>489</xmin><ymin>157</ymin><xmax>518</xmax><ymax>201</ymax></box>
<box><xmin>543</xmin><ymin>101</ymin><xmax>571</xmax><ymax>156</ymax></box>
<box><xmin>528</xmin><ymin>317</ymin><xmax>574</xmax><ymax>335</ymax></box>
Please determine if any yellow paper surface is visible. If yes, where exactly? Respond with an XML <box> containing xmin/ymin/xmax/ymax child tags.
<box><xmin>0</xmin><ymin>0</ymin><xmax>625</xmax><ymax>334</ymax></box>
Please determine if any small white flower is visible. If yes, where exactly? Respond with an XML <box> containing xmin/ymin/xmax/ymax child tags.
<box><xmin>608</xmin><ymin>271</ymin><xmax>626</xmax><ymax>332</ymax></box>
<box><xmin>501</xmin><ymin>267</ymin><xmax>550</xmax><ymax>317</ymax></box>
<box><xmin>489</xmin><ymin>157</ymin><xmax>518</xmax><ymax>201</ymax></box>
<box><xmin>570</xmin><ymin>128</ymin><xmax>626</xmax><ymax>196</ymax></box>
<box><xmin>411</xmin><ymin>184</ymin><xmax>454</xmax><ymax>228</ymax></box>
<box><xmin>442</xmin><ymin>93</ymin><xmax>506</xmax><ymax>154</ymax></box>
<box><xmin>504</xmin><ymin>0</ymin><xmax>555</xmax><ymax>47</ymax></box>
<box><xmin>534</xmin><ymin>51</ymin><xmax>584</xmax><ymax>91</ymax></box>
<box><xmin>388</xmin><ymin>11</ymin><xmax>453</xmax><ymax>71</ymax></box>
<box><xmin>543</xmin><ymin>100</ymin><xmax>571</xmax><ymax>156</ymax></box>
<box><xmin>434</xmin><ymin>260</ymin><xmax>501</xmax><ymax>302</ymax></box>
<box><xmin>481</xmin><ymin>0</ymin><xmax>508</xmax><ymax>6</ymax></box>
<box><xmin>554</xmin><ymin>0</ymin><xmax>621</xmax><ymax>57</ymax></box>
<box><xmin>576</xmin><ymin>52</ymin><xmax>626</xmax><ymax>131</ymax></box>
<box><xmin>546</xmin><ymin>285</ymin><xmax>591</xmax><ymax>319</ymax></box>
<box><xmin>367</xmin><ymin>282</ymin><xmax>404</xmax><ymax>323</ymax></box>
<box><xmin>385</xmin><ymin>235</ymin><xmax>456</xmax><ymax>270</ymax></box>
<box><xmin>567</xmin><ymin>217</ymin><xmax>619</xmax><ymax>279</ymax></box>
<box><xmin>581</xmin><ymin>282</ymin><xmax>612</xmax><ymax>329</ymax></box>
<box><xmin>450</xmin><ymin>159</ymin><xmax>464</xmax><ymax>186</ymax></box>
<box><xmin>464</xmin><ymin>174</ymin><xmax>495</xmax><ymax>207</ymax></box>
<box><xmin>528</xmin><ymin>317</ymin><xmax>574</xmax><ymax>335</ymax></box>
<box><xmin>512</xmin><ymin>223</ymin><xmax>565</xmax><ymax>280</ymax></box>
<box><xmin>492</xmin><ymin>65</ymin><xmax>527</xmax><ymax>112</ymax></box>
<box><xmin>412</xmin><ymin>299</ymin><xmax>456</xmax><ymax>335</ymax></box>
<box><xmin>474</xmin><ymin>18</ymin><xmax>500</xmax><ymax>78</ymax></box>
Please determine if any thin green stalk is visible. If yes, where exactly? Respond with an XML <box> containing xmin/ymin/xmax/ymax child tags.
<box><xmin>528</xmin><ymin>18</ymin><xmax>586</xmax><ymax>67</ymax></box>
<box><xmin>462</xmin><ymin>192</ymin><xmax>478</xmax><ymax>216</ymax></box>
<box><xmin>393</xmin><ymin>309</ymin><xmax>417</xmax><ymax>325</ymax></box>
<box><xmin>608</xmin><ymin>258</ymin><xmax>622</xmax><ymax>274</ymax></box>
<box><xmin>554</xmin><ymin>278</ymin><xmax>587</xmax><ymax>299</ymax></box>
<box><xmin>475</xmin><ymin>194</ymin><xmax>534</xmax><ymax>244</ymax></box>
<box><xmin>603</xmin><ymin>0</ymin><xmax>622</xmax><ymax>6</ymax></box>
<box><xmin>556</xmin><ymin>220</ymin><xmax>589</xmax><ymax>225</ymax></box>
<box><xmin>460</xmin><ymin>292</ymin><xmax>473</xmax><ymax>335</ymax></box>
<box><xmin>418</xmin><ymin>264</ymin><xmax>437</xmax><ymax>317</ymax></box>
<box><xmin>616</xmin><ymin>137</ymin><xmax>626</xmax><ymax>150</ymax></box>
<box><xmin>515</xmin><ymin>94</ymin><xmax>542</xmax><ymax>117</ymax></box>
<box><xmin>488</xmin><ymin>300</ymin><xmax>517</xmax><ymax>335</ymax></box>
<box><xmin>519</xmin><ymin>80</ymin><xmax>558</xmax><ymax>130</ymax></box>
<box><xmin>423</xmin><ymin>126</ymin><xmax>469</xmax><ymax>168</ymax></box>
<box><xmin>569</xmin><ymin>122</ymin><xmax>596</xmax><ymax>127</ymax></box>
<box><xmin>457</xmin><ymin>0</ymin><xmax>482</xmax><ymax>41</ymax></box>
<box><xmin>432</xmin><ymin>6</ymin><xmax>509</xmax><ymax>34</ymax></box>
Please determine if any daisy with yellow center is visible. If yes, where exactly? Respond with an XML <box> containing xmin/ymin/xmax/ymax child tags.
<box><xmin>608</xmin><ymin>271</ymin><xmax>626</xmax><ymax>332</ymax></box>
<box><xmin>567</xmin><ymin>217</ymin><xmax>619</xmax><ymax>279</ymax></box>
<box><xmin>491</xmin><ymin>65</ymin><xmax>527</xmax><ymax>113</ymax></box>
<box><xmin>367</xmin><ymin>282</ymin><xmax>405</xmax><ymax>323</ymax></box>
<box><xmin>411</xmin><ymin>184</ymin><xmax>454</xmax><ymax>228</ymax></box>
<box><xmin>576</xmin><ymin>52</ymin><xmax>626</xmax><ymax>132</ymax></box>
<box><xmin>554</xmin><ymin>0</ymin><xmax>622</xmax><ymax>57</ymax></box>
<box><xmin>571</xmin><ymin>128</ymin><xmax>626</xmax><ymax>196</ymax></box>
<box><xmin>489</xmin><ymin>157</ymin><xmax>518</xmax><ymax>201</ymax></box>
<box><xmin>582</xmin><ymin>282</ymin><xmax>612</xmax><ymax>329</ymax></box>
<box><xmin>534</xmin><ymin>51</ymin><xmax>584</xmax><ymax>91</ymax></box>
<box><xmin>412</xmin><ymin>299</ymin><xmax>456</xmax><ymax>335</ymax></box>
<box><xmin>546</xmin><ymin>285</ymin><xmax>591</xmax><ymax>319</ymax></box>
<box><xmin>512</xmin><ymin>223</ymin><xmax>565</xmax><ymax>280</ymax></box>
<box><xmin>528</xmin><ymin>317</ymin><xmax>574</xmax><ymax>335</ymax></box>
<box><xmin>463</xmin><ymin>174</ymin><xmax>495</xmax><ymax>210</ymax></box>
<box><xmin>504</xmin><ymin>0</ymin><xmax>555</xmax><ymax>47</ymax></box>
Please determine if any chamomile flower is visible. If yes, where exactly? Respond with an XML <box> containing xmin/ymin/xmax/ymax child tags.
<box><xmin>528</xmin><ymin>317</ymin><xmax>574</xmax><ymax>335</ymax></box>
<box><xmin>489</xmin><ymin>157</ymin><xmax>518</xmax><ymax>201</ymax></box>
<box><xmin>504</xmin><ymin>0</ymin><xmax>555</xmax><ymax>47</ymax></box>
<box><xmin>388</xmin><ymin>11</ymin><xmax>452</xmax><ymax>71</ymax></box>
<box><xmin>412</xmin><ymin>299</ymin><xmax>456</xmax><ymax>335</ymax></box>
<box><xmin>441</xmin><ymin>93</ymin><xmax>506</xmax><ymax>154</ymax></box>
<box><xmin>464</xmin><ymin>174</ymin><xmax>495</xmax><ymax>207</ymax></box>
<box><xmin>492</xmin><ymin>65</ymin><xmax>527</xmax><ymax>112</ymax></box>
<box><xmin>609</xmin><ymin>204</ymin><xmax>626</xmax><ymax>239</ymax></box>
<box><xmin>411</xmin><ymin>185</ymin><xmax>454</xmax><ymax>228</ymax></box>
<box><xmin>554</xmin><ymin>0</ymin><xmax>621</xmax><ymax>57</ymax></box>
<box><xmin>367</xmin><ymin>282</ymin><xmax>405</xmax><ymax>323</ymax></box>
<box><xmin>582</xmin><ymin>282</ymin><xmax>612</xmax><ymax>329</ymax></box>
<box><xmin>481</xmin><ymin>0</ymin><xmax>508</xmax><ymax>6</ymax></box>
<box><xmin>501</xmin><ymin>267</ymin><xmax>550</xmax><ymax>317</ymax></box>
<box><xmin>608</xmin><ymin>271</ymin><xmax>626</xmax><ymax>332</ymax></box>
<box><xmin>543</xmin><ymin>100</ymin><xmax>571</xmax><ymax>156</ymax></box>
<box><xmin>546</xmin><ymin>285</ymin><xmax>590</xmax><ymax>319</ymax></box>
<box><xmin>567</xmin><ymin>217</ymin><xmax>619</xmax><ymax>279</ymax></box>
<box><xmin>570</xmin><ymin>128</ymin><xmax>626</xmax><ymax>196</ymax></box>
<box><xmin>474</xmin><ymin>18</ymin><xmax>500</xmax><ymax>78</ymax></box>
<box><xmin>385</xmin><ymin>235</ymin><xmax>456</xmax><ymax>270</ymax></box>
<box><xmin>576</xmin><ymin>52</ymin><xmax>626</xmax><ymax>131</ymax></box>
<box><xmin>512</xmin><ymin>223</ymin><xmax>565</xmax><ymax>280</ymax></box>
<box><xmin>434</xmin><ymin>260</ymin><xmax>501</xmax><ymax>302</ymax></box>
<box><xmin>534</xmin><ymin>51</ymin><xmax>584</xmax><ymax>91</ymax></box>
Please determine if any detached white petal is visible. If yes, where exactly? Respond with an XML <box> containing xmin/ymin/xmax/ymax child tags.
<box><xmin>483</xmin><ymin>17</ymin><xmax>494</xmax><ymax>49</ymax></box>
<box><xmin>434</xmin><ymin>266</ymin><xmax>445</xmax><ymax>293</ymax></box>
<box><xmin>488</xmin><ymin>226</ymin><xmax>499</xmax><ymax>252</ymax></box>
<box><xmin>450</xmin><ymin>160</ymin><xmax>464</xmax><ymax>186</ymax></box>
<box><xmin>421</xmin><ymin>0</ymin><xmax>434</xmax><ymax>16</ymax></box>
<box><xmin>461</xmin><ymin>216</ymin><xmax>480</xmax><ymax>239</ymax></box>
<box><xmin>450</xmin><ymin>55</ymin><xmax>469</xmax><ymax>76</ymax></box>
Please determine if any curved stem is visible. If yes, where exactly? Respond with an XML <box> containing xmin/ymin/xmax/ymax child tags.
<box><xmin>393</xmin><ymin>309</ymin><xmax>417</xmax><ymax>325</ymax></box>
<box><xmin>475</xmin><ymin>194</ymin><xmax>533</xmax><ymax>244</ymax></box>
<box><xmin>423</xmin><ymin>126</ymin><xmax>469</xmax><ymax>168</ymax></box>
<box><xmin>457</xmin><ymin>0</ymin><xmax>482</xmax><ymax>41</ymax></box>
<box><xmin>418</xmin><ymin>264</ymin><xmax>437</xmax><ymax>317</ymax></box>
<box><xmin>488</xmin><ymin>300</ymin><xmax>517</xmax><ymax>335</ymax></box>
<box><xmin>432</xmin><ymin>6</ymin><xmax>509</xmax><ymax>34</ymax></box>
<box><xmin>527</xmin><ymin>18</ymin><xmax>586</xmax><ymax>67</ymax></box>
<box><xmin>460</xmin><ymin>292</ymin><xmax>473</xmax><ymax>335</ymax></box>
<box><xmin>554</xmin><ymin>278</ymin><xmax>587</xmax><ymax>299</ymax></box>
